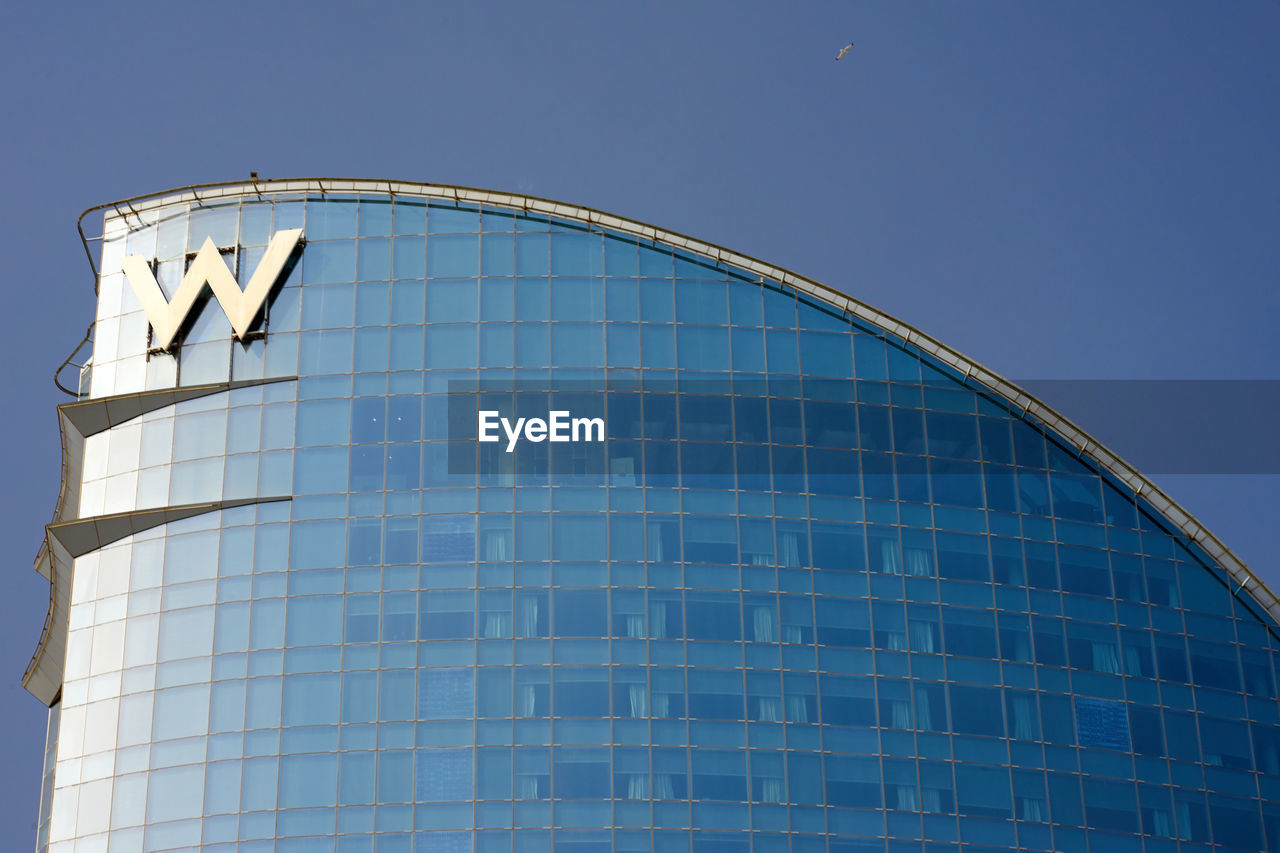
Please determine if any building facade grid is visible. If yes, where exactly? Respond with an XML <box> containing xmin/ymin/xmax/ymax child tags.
<box><xmin>32</xmin><ymin>188</ymin><xmax>1280</xmax><ymax>853</ymax></box>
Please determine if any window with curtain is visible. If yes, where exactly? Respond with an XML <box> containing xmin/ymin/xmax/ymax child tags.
<box><xmin>1199</xmin><ymin>715</ymin><xmax>1253</xmax><ymax>770</ymax></box>
<box><xmin>514</xmin><ymin>748</ymin><xmax>549</xmax><ymax>800</ymax></box>
<box><xmin>779</xmin><ymin>595</ymin><xmax>813</xmax><ymax>644</ymax></box>
<box><xmin>1065</xmin><ymin>621</ymin><xmax>1121</xmax><ymax>674</ymax></box>
<box><xmin>1119</xmin><ymin>629</ymin><xmax>1154</xmax><ymax>677</ymax></box>
<box><xmin>740</xmin><ymin>516</ymin><xmax>774</xmax><ymax>566</ymax></box>
<box><xmin>479</xmin><ymin>517</ymin><xmax>511</xmax><ymax>562</ymax></box>
<box><xmin>1139</xmin><ymin>784</ymin><xmax>1175</xmax><ymax>838</ymax></box>
<box><xmin>882</xmin><ymin>759</ymin><xmax>918</xmax><ymax>811</ymax></box>
<box><xmin>919</xmin><ymin>761</ymin><xmax>954</xmax><ymax>813</ymax></box>
<box><xmin>872</xmin><ymin>601</ymin><xmax>907</xmax><ymax>651</ymax></box>
<box><xmin>901</xmin><ymin>529</ymin><xmax>934</xmax><ymax>577</ymax></box>
<box><xmin>646</xmin><ymin>517</ymin><xmax>679</xmax><ymax>562</ymax></box>
<box><xmin>649</xmin><ymin>669</ymin><xmax>684</xmax><ymax>719</ymax></box>
<box><xmin>784</xmin><ymin>672</ymin><xmax>818</xmax><ymax>725</ymax></box>
<box><xmin>750</xmin><ymin>751</ymin><xmax>785</xmax><ymax>804</ymax></box>
<box><xmin>908</xmin><ymin>605</ymin><xmax>939</xmax><ymax>654</ymax></box>
<box><xmin>747</xmin><ymin>671</ymin><xmax>781</xmax><ymax>723</ymax></box>
<box><xmin>612</xmin><ymin>669</ymin><xmax>648</xmax><ymax>719</ymax></box>
<box><xmin>515</xmin><ymin>591</ymin><xmax>547</xmax><ymax>638</ymax></box>
<box><xmin>647</xmin><ymin>592</ymin><xmax>682</xmax><ymax>640</ymax></box>
<box><xmin>478</xmin><ymin>590</ymin><xmax>512</xmax><ymax>639</ymax></box>
<box><xmin>515</xmin><ymin>668</ymin><xmax>549</xmax><ymax>718</ymax></box>
<box><xmin>868</xmin><ymin>527</ymin><xmax>903</xmax><ymax>575</ymax></box>
<box><xmin>1005</xmin><ymin>690</ymin><xmax>1039</xmax><ymax>741</ymax></box>
<box><xmin>912</xmin><ymin>682</ymin><xmax>946</xmax><ymax>732</ymax></box>
<box><xmin>776</xmin><ymin>525</ymin><xmax>805</xmax><ymax>568</ymax></box>
<box><xmin>1013</xmin><ymin>770</ymin><xmax>1046</xmax><ymax>822</ymax></box>
<box><xmin>1172</xmin><ymin>789</ymin><xmax>1210</xmax><ymax>843</ymax></box>
<box><xmin>613</xmin><ymin>748</ymin><xmax>648</xmax><ymax>800</ymax></box>
<box><xmin>878</xmin><ymin>679</ymin><xmax>913</xmax><ymax>731</ymax></box>
<box><xmin>611</xmin><ymin>590</ymin><xmax>646</xmax><ymax>640</ymax></box>
<box><xmin>652</xmin><ymin>748</ymin><xmax>688</xmax><ymax>800</ymax></box>
<box><xmin>745</xmin><ymin>595</ymin><xmax>777</xmax><ymax>643</ymax></box>
<box><xmin>997</xmin><ymin>613</ymin><xmax>1032</xmax><ymax>663</ymax></box>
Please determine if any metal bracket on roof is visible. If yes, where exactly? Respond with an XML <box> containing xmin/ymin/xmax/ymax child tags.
<box><xmin>53</xmin><ymin>323</ymin><xmax>94</xmax><ymax>398</ymax></box>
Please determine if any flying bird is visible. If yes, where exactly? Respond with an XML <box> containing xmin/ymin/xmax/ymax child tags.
<box><xmin>835</xmin><ymin>42</ymin><xmax>854</xmax><ymax>61</ymax></box>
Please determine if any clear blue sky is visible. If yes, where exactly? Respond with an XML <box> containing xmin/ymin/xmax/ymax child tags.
<box><xmin>1</xmin><ymin>1</ymin><xmax>1277</xmax><ymax>843</ymax></box>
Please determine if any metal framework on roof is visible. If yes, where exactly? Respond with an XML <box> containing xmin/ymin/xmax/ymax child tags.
<box><xmin>72</xmin><ymin>176</ymin><xmax>1280</xmax><ymax>626</ymax></box>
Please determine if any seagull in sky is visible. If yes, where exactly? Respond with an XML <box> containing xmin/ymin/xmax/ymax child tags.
<box><xmin>835</xmin><ymin>42</ymin><xmax>854</xmax><ymax>61</ymax></box>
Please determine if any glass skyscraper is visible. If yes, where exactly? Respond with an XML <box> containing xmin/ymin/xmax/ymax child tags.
<box><xmin>27</xmin><ymin>178</ymin><xmax>1280</xmax><ymax>852</ymax></box>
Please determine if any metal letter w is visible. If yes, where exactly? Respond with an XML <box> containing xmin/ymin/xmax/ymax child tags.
<box><xmin>120</xmin><ymin>229</ymin><xmax>303</xmax><ymax>350</ymax></box>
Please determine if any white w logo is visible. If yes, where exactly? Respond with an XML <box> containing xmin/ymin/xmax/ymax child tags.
<box><xmin>120</xmin><ymin>229</ymin><xmax>303</xmax><ymax>350</ymax></box>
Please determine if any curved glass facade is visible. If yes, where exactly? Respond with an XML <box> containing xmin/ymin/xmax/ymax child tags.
<box><xmin>32</xmin><ymin>184</ymin><xmax>1280</xmax><ymax>852</ymax></box>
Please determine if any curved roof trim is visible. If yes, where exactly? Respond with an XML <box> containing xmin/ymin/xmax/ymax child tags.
<box><xmin>78</xmin><ymin>177</ymin><xmax>1279</xmax><ymax>624</ymax></box>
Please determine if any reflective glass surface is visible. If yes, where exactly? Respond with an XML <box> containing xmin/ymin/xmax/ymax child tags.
<box><xmin>40</xmin><ymin>191</ymin><xmax>1280</xmax><ymax>852</ymax></box>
